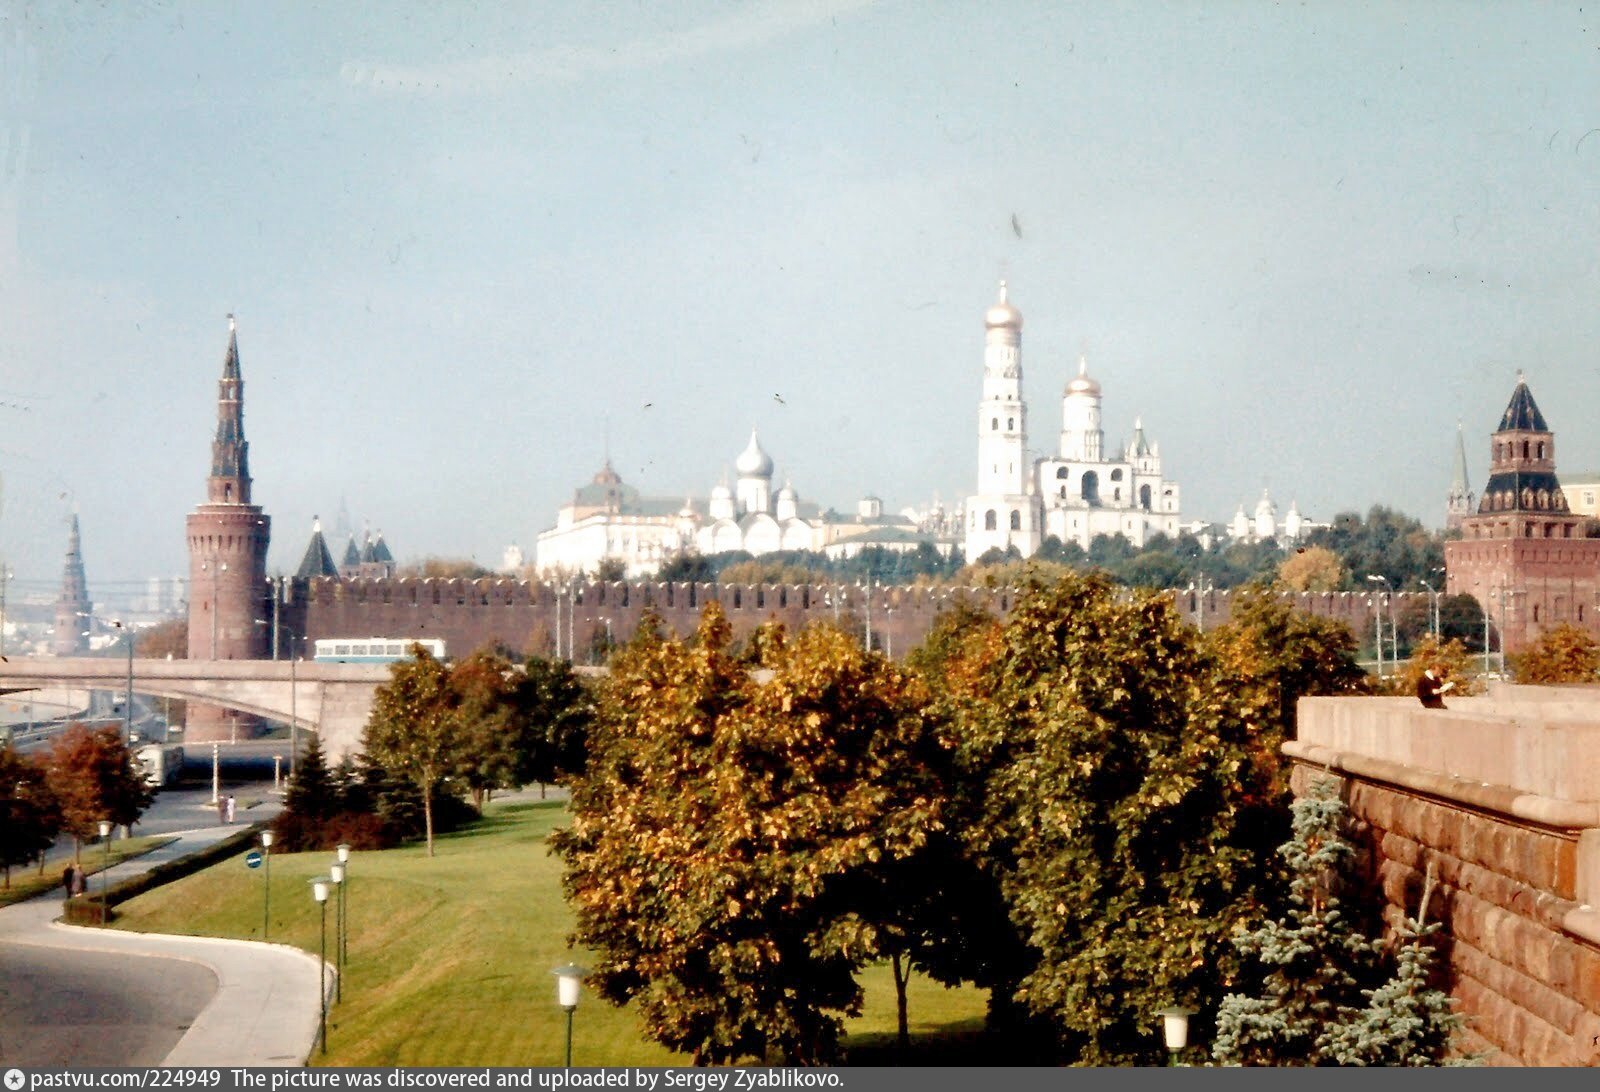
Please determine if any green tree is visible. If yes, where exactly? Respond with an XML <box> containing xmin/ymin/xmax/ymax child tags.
<box><xmin>1214</xmin><ymin>778</ymin><xmax>1465</xmax><ymax>1066</ymax></box>
<box><xmin>514</xmin><ymin>655</ymin><xmax>593</xmax><ymax>789</ymax></box>
<box><xmin>362</xmin><ymin>644</ymin><xmax>464</xmax><ymax>857</ymax></box>
<box><xmin>449</xmin><ymin>648</ymin><xmax>525</xmax><ymax>810</ymax></box>
<box><xmin>1512</xmin><ymin>623</ymin><xmax>1600</xmax><ymax>684</ymax></box>
<box><xmin>283</xmin><ymin>734</ymin><xmax>339</xmax><ymax>821</ymax></box>
<box><xmin>952</xmin><ymin>572</ymin><xmax>1279</xmax><ymax>1063</ymax></box>
<box><xmin>0</xmin><ymin>747</ymin><xmax>60</xmax><ymax>886</ymax></box>
<box><xmin>41</xmin><ymin>724</ymin><xmax>153</xmax><ymax>860</ymax></box>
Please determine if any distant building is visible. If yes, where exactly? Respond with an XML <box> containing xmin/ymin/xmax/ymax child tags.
<box><xmin>1446</xmin><ymin>421</ymin><xmax>1476</xmax><ymax>532</ymax></box>
<box><xmin>532</xmin><ymin>433</ymin><xmax>922</xmax><ymax>578</ymax></box>
<box><xmin>1564</xmin><ymin>472</ymin><xmax>1600</xmax><ymax>520</ymax></box>
<box><xmin>51</xmin><ymin>513</ymin><xmax>90</xmax><ymax>656</ymax></box>
<box><xmin>1444</xmin><ymin>373</ymin><xmax>1600</xmax><ymax>652</ymax></box>
<box><xmin>963</xmin><ymin>283</ymin><xmax>1182</xmax><ymax>560</ymax></box>
<box><xmin>1224</xmin><ymin>490</ymin><xmax>1327</xmax><ymax>546</ymax></box>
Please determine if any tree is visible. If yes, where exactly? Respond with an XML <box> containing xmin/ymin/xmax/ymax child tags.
<box><xmin>1213</xmin><ymin>778</ymin><xmax>1465</xmax><ymax>1066</ymax></box>
<box><xmin>283</xmin><ymin>734</ymin><xmax>339</xmax><ymax>822</ymax></box>
<box><xmin>1276</xmin><ymin>546</ymin><xmax>1349</xmax><ymax>592</ymax></box>
<box><xmin>656</xmin><ymin>553</ymin><xmax>716</xmax><ymax>583</ymax></box>
<box><xmin>513</xmin><ymin>655</ymin><xmax>593</xmax><ymax>789</ymax></box>
<box><xmin>552</xmin><ymin>605</ymin><xmax>946</xmax><ymax>1065</ymax></box>
<box><xmin>449</xmin><ymin>648</ymin><xmax>525</xmax><ymax>810</ymax></box>
<box><xmin>136</xmin><ymin>617</ymin><xmax>188</xmax><ymax>659</ymax></box>
<box><xmin>1512</xmin><ymin>623</ymin><xmax>1600</xmax><ymax>684</ymax></box>
<box><xmin>41</xmin><ymin>724</ymin><xmax>153</xmax><ymax>859</ymax></box>
<box><xmin>0</xmin><ymin>747</ymin><xmax>60</xmax><ymax>886</ymax></box>
<box><xmin>1393</xmin><ymin>635</ymin><xmax>1480</xmax><ymax>699</ymax></box>
<box><xmin>951</xmin><ymin>572</ymin><xmax>1284</xmax><ymax>1063</ymax></box>
<box><xmin>362</xmin><ymin>644</ymin><xmax>464</xmax><ymax>857</ymax></box>
<box><xmin>595</xmin><ymin>557</ymin><xmax>627</xmax><ymax>582</ymax></box>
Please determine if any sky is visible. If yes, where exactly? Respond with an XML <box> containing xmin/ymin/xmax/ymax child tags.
<box><xmin>0</xmin><ymin>0</ymin><xmax>1596</xmax><ymax>604</ymax></box>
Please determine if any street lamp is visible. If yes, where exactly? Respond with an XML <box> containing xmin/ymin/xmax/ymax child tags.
<box><xmin>329</xmin><ymin>862</ymin><xmax>345</xmax><ymax>1002</ymax></box>
<box><xmin>260</xmin><ymin>829</ymin><xmax>274</xmax><ymax>940</ymax></box>
<box><xmin>310</xmin><ymin>877</ymin><xmax>332</xmax><ymax>1055</ymax></box>
<box><xmin>110</xmin><ymin>619</ymin><xmax>134</xmax><ymax>746</ymax></box>
<box><xmin>97</xmin><ymin>819</ymin><xmax>112</xmax><ymax>925</ymax></box>
<box><xmin>1186</xmin><ymin>578</ymin><xmax>1214</xmax><ymax>633</ymax></box>
<box><xmin>1366</xmin><ymin>575</ymin><xmax>1391</xmax><ymax>679</ymax></box>
<box><xmin>210</xmin><ymin>741</ymin><xmax>221</xmax><ymax>807</ymax></box>
<box><xmin>552</xmin><ymin>962</ymin><xmax>585</xmax><ymax>1068</ymax></box>
<box><xmin>336</xmin><ymin>843</ymin><xmax>351</xmax><ymax>969</ymax></box>
<box><xmin>1155</xmin><ymin>1005</ymin><xmax>1194</xmax><ymax>1066</ymax></box>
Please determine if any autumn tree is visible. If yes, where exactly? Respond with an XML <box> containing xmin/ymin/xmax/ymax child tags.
<box><xmin>1393</xmin><ymin>635</ymin><xmax>1481</xmax><ymax>699</ymax></box>
<box><xmin>1512</xmin><ymin>623</ymin><xmax>1600</xmax><ymax>684</ymax></box>
<box><xmin>135</xmin><ymin>617</ymin><xmax>188</xmax><ymax>659</ymax></box>
<box><xmin>0</xmin><ymin>747</ymin><xmax>60</xmax><ymax>886</ymax></box>
<box><xmin>42</xmin><ymin>724</ymin><xmax>153</xmax><ymax>860</ymax></box>
<box><xmin>1276</xmin><ymin>546</ymin><xmax>1349</xmax><ymax>592</ymax></box>
<box><xmin>553</xmin><ymin>604</ymin><xmax>947</xmax><ymax>1065</ymax></box>
<box><xmin>362</xmin><ymin>644</ymin><xmax>464</xmax><ymax>856</ymax></box>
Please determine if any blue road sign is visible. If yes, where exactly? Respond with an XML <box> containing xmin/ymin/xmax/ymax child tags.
<box><xmin>245</xmin><ymin>850</ymin><xmax>264</xmax><ymax>869</ymax></box>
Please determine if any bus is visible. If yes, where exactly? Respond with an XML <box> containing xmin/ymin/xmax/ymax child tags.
<box><xmin>136</xmin><ymin>743</ymin><xmax>185</xmax><ymax>788</ymax></box>
<box><xmin>311</xmin><ymin>637</ymin><xmax>447</xmax><ymax>664</ymax></box>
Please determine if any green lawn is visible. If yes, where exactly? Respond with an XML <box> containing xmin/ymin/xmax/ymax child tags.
<box><xmin>0</xmin><ymin>835</ymin><xmax>178</xmax><ymax>909</ymax></box>
<box><xmin>110</xmin><ymin>799</ymin><xmax>989</xmax><ymax>1066</ymax></box>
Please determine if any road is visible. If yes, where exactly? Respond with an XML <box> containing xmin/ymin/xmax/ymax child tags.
<box><xmin>0</xmin><ymin>944</ymin><xmax>217</xmax><ymax>1066</ymax></box>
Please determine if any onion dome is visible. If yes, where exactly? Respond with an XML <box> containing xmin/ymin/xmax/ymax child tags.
<box><xmin>711</xmin><ymin>482</ymin><xmax>733</xmax><ymax>501</ymax></box>
<box><xmin>735</xmin><ymin>429</ymin><xmax>774</xmax><ymax>478</ymax></box>
<box><xmin>592</xmin><ymin>460</ymin><xmax>623</xmax><ymax>486</ymax></box>
<box><xmin>1065</xmin><ymin>355</ymin><xmax>1101</xmax><ymax>396</ymax></box>
<box><xmin>984</xmin><ymin>280</ymin><xmax>1023</xmax><ymax>330</ymax></box>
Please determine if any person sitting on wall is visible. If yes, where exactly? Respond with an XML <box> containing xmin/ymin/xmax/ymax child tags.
<box><xmin>1416</xmin><ymin>667</ymin><xmax>1455</xmax><ymax>709</ymax></box>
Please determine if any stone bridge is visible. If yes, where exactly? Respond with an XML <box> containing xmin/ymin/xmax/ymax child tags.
<box><xmin>1289</xmin><ymin>684</ymin><xmax>1600</xmax><ymax>1066</ymax></box>
<box><xmin>0</xmin><ymin>657</ymin><xmax>391</xmax><ymax>761</ymax></box>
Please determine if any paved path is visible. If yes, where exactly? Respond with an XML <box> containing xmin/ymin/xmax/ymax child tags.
<box><xmin>0</xmin><ymin>822</ymin><xmax>331</xmax><ymax>1067</ymax></box>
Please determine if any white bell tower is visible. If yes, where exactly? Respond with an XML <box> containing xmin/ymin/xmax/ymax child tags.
<box><xmin>964</xmin><ymin>282</ymin><xmax>1041</xmax><ymax>560</ymax></box>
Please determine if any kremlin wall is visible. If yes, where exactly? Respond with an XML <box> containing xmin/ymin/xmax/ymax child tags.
<box><xmin>282</xmin><ymin>574</ymin><xmax>1425</xmax><ymax>664</ymax></box>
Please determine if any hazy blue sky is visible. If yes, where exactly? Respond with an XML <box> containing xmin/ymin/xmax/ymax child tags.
<box><xmin>1</xmin><ymin>1</ymin><xmax>1596</xmax><ymax>600</ymax></box>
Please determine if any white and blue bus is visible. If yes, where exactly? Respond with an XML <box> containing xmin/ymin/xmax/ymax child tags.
<box><xmin>312</xmin><ymin>637</ymin><xmax>447</xmax><ymax>664</ymax></box>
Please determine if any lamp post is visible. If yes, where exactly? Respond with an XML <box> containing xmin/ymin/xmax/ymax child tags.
<box><xmin>329</xmin><ymin>863</ymin><xmax>345</xmax><ymax>1002</ymax></box>
<box><xmin>273</xmin><ymin>754</ymin><xmax>282</xmax><ymax>790</ymax></box>
<box><xmin>260</xmin><ymin>829</ymin><xmax>274</xmax><ymax>940</ymax></box>
<box><xmin>1155</xmin><ymin>1006</ymin><xmax>1194</xmax><ymax>1066</ymax></box>
<box><xmin>310</xmin><ymin>877</ymin><xmax>331</xmax><ymax>1055</ymax></box>
<box><xmin>210</xmin><ymin>741</ymin><xmax>220</xmax><ymax>806</ymax></box>
<box><xmin>97</xmin><ymin>819</ymin><xmax>113</xmax><ymax>925</ymax></box>
<box><xmin>552</xmin><ymin>963</ymin><xmax>585</xmax><ymax>1068</ymax></box>
<box><xmin>1366</xmin><ymin>575</ymin><xmax>1390</xmax><ymax>679</ymax></box>
<box><xmin>336</xmin><ymin>843</ymin><xmax>351</xmax><ymax>968</ymax></box>
<box><xmin>1187</xmin><ymin>578</ymin><xmax>1214</xmax><ymax>633</ymax></box>
<box><xmin>110</xmin><ymin>619</ymin><xmax>134</xmax><ymax>745</ymax></box>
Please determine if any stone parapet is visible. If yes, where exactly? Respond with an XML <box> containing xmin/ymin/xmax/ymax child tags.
<box><xmin>1289</xmin><ymin>691</ymin><xmax>1600</xmax><ymax>1066</ymax></box>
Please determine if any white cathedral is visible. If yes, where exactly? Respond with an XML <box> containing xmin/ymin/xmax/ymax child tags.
<box><xmin>964</xmin><ymin>283</ymin><xmax>1182</xmax><ymax>559</ymax></box>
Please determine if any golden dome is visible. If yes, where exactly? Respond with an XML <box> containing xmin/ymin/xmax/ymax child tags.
<box><xmin>1065</xmin><ymin>355</ymin><xmax>1100</xmax><ymax>396</ymax></box>
<box><xmin>984</xmin><ymin>281</ymin><xmax>1023</xmax><ymax>330</ymax></box>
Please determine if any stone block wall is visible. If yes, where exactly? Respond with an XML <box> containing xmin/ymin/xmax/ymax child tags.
<box><xmin>1290</xmin><ymin>694</ymin><xmax>1600</xmax><ymax>1066</ymax></box>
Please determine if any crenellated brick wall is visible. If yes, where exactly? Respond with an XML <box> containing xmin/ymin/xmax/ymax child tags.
<box><xmin>1289</xmin><ymin>689</ymin><xmax>1600</xmax><ymax>1066</ymax></box>
<box><xmin>270</xmin><ymin>576</ymin><xmax>1423</xmax><ymax>661</ymax></box>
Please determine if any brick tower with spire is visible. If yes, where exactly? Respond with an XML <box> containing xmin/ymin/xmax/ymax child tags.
<box><xmin>1445</xmin><ymin>373</ymin><xmax>1600</xmax><ymax>654</ymax></box>
<box><xmin>1445</xmin><ymin>421</ymin><xmax>1475</xmax><ymax>532</ymax></box>
<box><xmin>51</xmin><ymin>512</ymin><xmax>90</xmax><ymax>655</ymax></box>
<box><xmin>185</xmin><ymin>317</ymin><xmax>271</xmax><ymax>738</ymax></box>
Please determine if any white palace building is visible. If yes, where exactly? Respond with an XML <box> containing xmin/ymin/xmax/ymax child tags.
<box><xmin>963</xmin><ymin>283</ymin><xmax>1182</xmax><ymax>559</ymax></box>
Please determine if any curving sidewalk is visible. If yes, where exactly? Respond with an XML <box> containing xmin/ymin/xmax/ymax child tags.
<box><xmin>0</xmin><ymin>826</ymin><xmax>331</xmax><ymax>1066</ymax></box>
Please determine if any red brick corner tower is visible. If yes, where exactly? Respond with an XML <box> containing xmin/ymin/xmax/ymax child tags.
<box><xmin>1445</xmin><ymin>373</ymin><xmax>1600</xmax><ymax>654</ymax></box>
<box><xmin>185</xmin><ymin>316</ymin><xmax>271</xmax><ymax>740</ymax></box>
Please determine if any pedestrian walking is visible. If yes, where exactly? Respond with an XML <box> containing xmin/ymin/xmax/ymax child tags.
<box><xmin>217</xmin><ymin>796</ymin><xmax>227</xmax><ymax>824</ymax></box>
<box><xmin>225</xmin><ymin>795</ymin><xmax>236</xmax><ymax>824</ymax></box>
<box><xmin>72</xmin><ymin>865</ymin><xmax>87</xmax><ymax>898</ymax></box>
<box><xmin>62</xmin><ymin>862</ymin><xmax>78</xmax><ymax>897</ymax></box>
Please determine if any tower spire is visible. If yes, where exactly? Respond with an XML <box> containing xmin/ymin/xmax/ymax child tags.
<box><xmin>208</xmin><ymin>314</ymin><xmax>251</xmax><ymax>504</ymax></box>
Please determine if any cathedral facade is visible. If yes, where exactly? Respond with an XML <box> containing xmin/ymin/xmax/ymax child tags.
<box><xmin>964</xmin><ymin>284</ymin><xmax>1182</xmax><ymax>560</ymax></box>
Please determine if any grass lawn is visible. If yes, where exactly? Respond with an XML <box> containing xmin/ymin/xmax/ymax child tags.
<box><xmin>0</xmin><ymin>835</ymin><xmax>178</xmax><ymax>909</ymax></box>
<box><xmin>110</xmin><ymin>799</ymin><xmax>990</xmax><ymax>1066</ymax></box>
